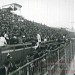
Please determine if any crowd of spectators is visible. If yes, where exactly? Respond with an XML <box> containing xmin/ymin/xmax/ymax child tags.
<box><xmin>0</xmin><ymin>7</ymin><xmax>73</xmax><ymax>75</ymax></box>
<box><xmin>0</xmin><ymin>8</ymin><xmax>71</xmax><ymax>45</ymax></box>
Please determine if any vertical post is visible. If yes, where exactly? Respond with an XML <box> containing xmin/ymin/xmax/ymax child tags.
<box><xmin>48</xmin><ymin>48</ymin><xmax>51</xmax><ymax>75</ymax></box>
<box><xmin>27</xmin><ymin>65</ymin><xmax>30</xmax><ymax>75</ymax></box>
<box><xmin>26</xmin><ymin>56</ymin><xmax>30</xmax><ymax>75</ymax></box>
<box><xmin>64</xmin><ymin>43</ymin><xmax>67</xmax><ymax>74</ymax></box>
<box><xmin>72</xmin><ymin>41</ymin><xmax>74</xmax><ymax>59</ymax></box>
<box><xmin>70</xmin><ymin>40</ymin><xmax>72</xmax><ymax>61</ymax></box>
<box><xmin>57</xmin><ymin>49</ymin><xmax>60</xmax><ymax>75</ymax></box>
<box><xmin>27</xmin><ymin>62</ymin><xmax>30</xmax><ymax>75</ymax></box>
<box><xmin>44</xmin><ymin>54</ymin><xmax>48</xmax><ymax>74</ymax></box>
<box><xmin>68</xmin><ymin>41</ymin><xmax>70</xmax><ymax>65</ymax></box>
<box><xmin>65</xmin><ymin>43</ymin><xmax>66</xmax><ymax>64</ymax></box>
<box><xmin>71</xmin><ymin>40</ymin><xmax>74</xmax><ymax>72</ymax></box>
<box><xmin>40</xmin><ymin>59</ymin><xmax>43</xmax><ymax>75</ymax></box>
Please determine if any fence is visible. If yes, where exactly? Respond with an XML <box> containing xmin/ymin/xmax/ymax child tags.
<box><xmin>0</xmin><ymin>42</ymin><xmax>33</xmax><ymax>66</ymax></box>
<box><xmin>7</xmin><ymin>39</ymin><xmax>74</xmax><ymax>75</ymax></box>
<box><xmin>0</xmin><ymin>39</ymin><xmax>73</xmax><ymax>75</ymax></box>
<box><xmin>0</xmin><ymin>41</ymin><xmax>64</xmax><ymax>66</ymax></box>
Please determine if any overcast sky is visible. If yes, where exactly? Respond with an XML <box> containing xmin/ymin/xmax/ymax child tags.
<box><xmin>0</xmin><ymin>0</ymin><xmax>74</xmax><ymax>29</ymax></box>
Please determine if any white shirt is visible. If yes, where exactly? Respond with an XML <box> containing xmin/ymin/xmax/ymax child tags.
<box><xmin>0</xmin><ymin>37</ymin><xmax>7</xmax><ymax>47</ymax></box>
<box><xmin>37</xmin><ymin>34</ymin><xmax>41</xmax><ymax>42</ymax></box>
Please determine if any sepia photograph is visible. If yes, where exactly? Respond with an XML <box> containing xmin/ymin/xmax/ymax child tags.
<box><xmin>0</xmin><ymin>0</ymin><xmax>74</xmax><ymax>75</ymax></box>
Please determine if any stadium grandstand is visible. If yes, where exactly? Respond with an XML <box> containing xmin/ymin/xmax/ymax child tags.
<box><xmin>0</xmin><ymin>3</ymin><xmax>75</xmax><ymax>75</ymax></box>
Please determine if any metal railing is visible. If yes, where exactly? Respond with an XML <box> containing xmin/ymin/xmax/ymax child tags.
<box><xmin>8</xmin><ymin>40</ymin><xmax>72</xmax><ymax>75</ymax></box>
<box><xmin>8</xmin><ymin>53</ymin><xmax>48</xmax><ymax>75</ymax></box>
<box><xmin>0</xmin><ymin>39</ymin><xmax>73</xmax><ymax>75</ymax></box>
<box><xmin>0</xmin><ymin>41</ymin><xmax>65</xmax><ymax>66</ymax></box>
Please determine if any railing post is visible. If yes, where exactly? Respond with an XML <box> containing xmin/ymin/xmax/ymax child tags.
<box><xmin>27</xmin><ymin>66</ymin><xmax>29</xmax><ymax>75</ymax></box>
<box><xmin>40</xmin><ymin>58</ymin><xmax>43</xmax><ymax>75</ymax></box>
<box><xmin>46</xmin><ymin>54</ymin><xmax>47</xmax><ymax>71</ymax></box>
<box><xmin>64</xmin><ymin>43</ymin><xmax>67</xmax><ymax>74</ymax></box>
<box><xmin>65</xmin><ymin>43</ymin><xmax>66</xmax><ymax>64</ymax></box>
<box><xmin>70</xmin><ymin>40</ymin><xmax>73</xmax><ymax>61</ymax></box>
<box><xmin>48</xmin><ymin>48</ymin><xmax>51</xmax><ymax>75</ymax></box>
<box><xmin>26</xmin><ymin>56</ymin><xmax>30</xmax><ymax>75</ymax></box>
<box><xmin>68</xmin><ymin>41</ymin><xmax>70</xmax><ymax>66</ymax></box>
<box><xmin>57</xmin><ymin>49</ymin><xmax>60</xmax><ymax>75</ymax></box>
<box><xmin>72</xmin><ymin>40</ymin><xmax>73</xmax><ymax>59</ymax></box>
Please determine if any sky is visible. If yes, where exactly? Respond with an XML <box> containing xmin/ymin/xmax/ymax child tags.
<box><xmin>0</xmin><ymin>0</ymin><xmax>74</xmax><ymax>29</ymax></box>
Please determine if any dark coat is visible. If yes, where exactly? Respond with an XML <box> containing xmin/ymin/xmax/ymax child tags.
<box><xmin>0</xmin><ymin>67</ymin><xmax>6</xmax><ymax>75</ymax></box>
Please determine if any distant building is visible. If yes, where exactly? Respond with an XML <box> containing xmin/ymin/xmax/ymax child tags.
<box><xmin>1</xmin><ymin>3</ymin><xmax>22</xmax><ymax>15</ymax></box>
<box><xmin>1</xmin><ymin>3</ymin><xmax>22</xmax><ymax>11</ymax></box>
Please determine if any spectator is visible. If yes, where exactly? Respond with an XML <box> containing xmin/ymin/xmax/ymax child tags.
<box><xmin>22</xmin><ymin>35</ymin><xmax>26</xmax><ymax>43</ymax></box>
<box><xmin>0</xmin><ymin>60</ymin><xmax>10</xmax><ymax>75</ymax></box>
<box><xmin>6</xmin><ymin>53</ymin><xmax>17</xmax><ymax>72</ymax></box>
<box><xmin>10</xmin><ymin>36</ymin><xmax>19</xmax><ymax>44</ymax></box>
<box><xmin>0</xmin><ymin>33</ymin><xmax>7</xmax><ymax>47</ymax></box>
<box><xmin>4</xmin><ymin>32</ymin><xmax>9</xmax><ymax>44</ymax></box>
<box><xmin>37</xmin><ymin>34</ymin><xmax>41</xmax><ymax>43</ymax></box>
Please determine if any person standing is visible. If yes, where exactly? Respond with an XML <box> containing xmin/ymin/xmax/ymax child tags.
<box><xmin>4</xmin><ymin>32</ymin><xmax>9</xmax><ymax>44</ymax></box>
<box><xmin>37</xmin><ymin>34</ymin><xmax>41</xmax><ymax>43</ymax></box>
<box><xmin>0</xmin><ymin>33</ymin><xmax>7</xmax><ymax>47</ymax></box>
<box><xmin>36</xmin><ymin>34</ymin><xmax>41</xmax><ymax>47</ymax></box>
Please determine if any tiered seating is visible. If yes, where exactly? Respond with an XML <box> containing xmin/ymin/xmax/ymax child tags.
<box><xmin>0</xmin><ymin>8</ymin><xmax>70</xmax><ymax>44</ymax></box>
